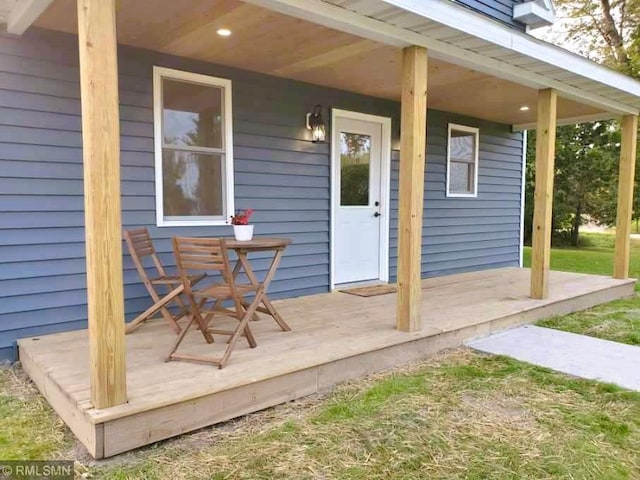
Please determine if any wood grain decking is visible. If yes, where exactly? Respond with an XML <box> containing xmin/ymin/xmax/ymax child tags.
<box><xmin>18</xmin><ymin>267</ymin><xmax>635</xmax><ymax>458</ymax></box>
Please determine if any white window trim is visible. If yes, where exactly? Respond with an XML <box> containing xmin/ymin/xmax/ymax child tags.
<box><xmin>153</xmin><ymin>66</ymin><xmax>235</xmax><ymax>227</ymax></box>
<box><xmin>446</xmin><ymin>123</ymin><xmax>479</xmax><ymax>198</ymax></box>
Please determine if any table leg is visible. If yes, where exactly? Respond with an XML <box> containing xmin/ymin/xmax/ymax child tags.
<box><xmin>233</xmin><ymin>252</ymin><xmax>261</xmax><ymax>321</ymax></box>
<box><xmin>239</xmin><ymin>248</ymin><xmax>291</xmax><ymax>331</ymax></box>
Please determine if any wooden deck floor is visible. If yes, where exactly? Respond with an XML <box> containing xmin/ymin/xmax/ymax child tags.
<box><xmin>18</xmin><ymin>267</ymin><xmax>635</xmax><ymax>458</ymax></box>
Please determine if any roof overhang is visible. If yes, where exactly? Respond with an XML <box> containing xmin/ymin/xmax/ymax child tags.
<box><xmin>247</xmin><ymin>0</ymin><xmax>640</xmax><ymax>123</ymax></box>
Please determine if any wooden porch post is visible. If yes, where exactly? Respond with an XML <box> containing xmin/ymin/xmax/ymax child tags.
<box><xmin>530</xmin><ymin>88</ymin><xmax>557</xmax><ymax>299</ymax></box>
<box><xmin>77</xmin><ymin>0</ymin><xmax>127</xmax><ymax>408</ymax></box>
<box><xmin>397</xmin><ymin>45</ymin><xmax>428</xmax><ymax>332</ymax></box>
<box><xmin>613</xmin><ymin>115</ymin><xmax>639</xmax><ymax>279</ymax></box>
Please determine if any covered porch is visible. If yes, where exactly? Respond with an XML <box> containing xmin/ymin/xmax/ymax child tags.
<box><xmin>18</xmin><ymin>267</ymin><xmax>635</xmax><ymax>458</ymax></box>
<box><xmin>3</xmin><ymin>0</ymin><xmax>640</xmax><ymax>460</ymax></box>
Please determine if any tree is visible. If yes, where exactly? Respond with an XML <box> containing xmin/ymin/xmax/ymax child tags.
<box><xmin>523</xmin><ymin>0</ymin><xmax>640</xmax><ymax>245</ymax></box>
<box><xmin>552</xmin><ymin>0</ymin><xmax>640</xmax><ymax>75</ymax></box>
<box><xmin>524</xmin><ymin>124</ymin><xmax>620</xmax><ymax>246</ymax></box>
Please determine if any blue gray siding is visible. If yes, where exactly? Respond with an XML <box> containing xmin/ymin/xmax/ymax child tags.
<box><xmin>389</xmin><ymin>112</ymin><xmax>524</xmax><ymax>280</ymax></box>
<box><xmin>0</xmin><ymin>28</ymin><xmax>523</xmax><ymax>361</ymax></box>
<box><xmin>453</xmin><ymin>0</ymin><xmax>527</xmax><ymax>31</ymax></box>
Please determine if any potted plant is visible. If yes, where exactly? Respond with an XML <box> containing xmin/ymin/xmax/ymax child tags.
<box><xmin>230</xmin><ymin>209</ymin><xmax>254</xmax><ymax>241</ymax></box>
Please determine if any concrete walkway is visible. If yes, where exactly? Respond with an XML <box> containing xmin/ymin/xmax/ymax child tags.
<box><xmin>467</xmin><ymin>325</ymin><xmax>640</xmax><ymax>391</ymax></box>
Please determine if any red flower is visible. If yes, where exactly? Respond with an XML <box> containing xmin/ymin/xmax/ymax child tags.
<box><xmin>230</xmin><ymin>209</ymin><xmax>253</xmax><ymax>225</ymax></box>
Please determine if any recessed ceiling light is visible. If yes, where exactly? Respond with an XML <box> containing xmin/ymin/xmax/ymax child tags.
<box><xmin>519</xmin><ymin>105</ymin><xmax>530</xmax><ymax>111</ymax></box>
<box><xmin>216</xmin><ymin>28</ymin><xmax>232</xmax><ymax>37</ymax></box>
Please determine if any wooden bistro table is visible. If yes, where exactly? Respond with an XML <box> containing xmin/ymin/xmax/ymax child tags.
<box><xmin>225</xmin><ymin>237</ymin><xmax>292</xmax><ymax>332</ymax></box>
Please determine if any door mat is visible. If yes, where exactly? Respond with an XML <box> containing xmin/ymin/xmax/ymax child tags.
<box><xmin>340</xmin><ymin>284</ymin><xmax>397</xmax><ymax>297</ymax></box>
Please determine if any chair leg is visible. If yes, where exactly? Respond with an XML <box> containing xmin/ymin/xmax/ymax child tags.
<box><xmin>147</xmin><ymin>283</ymin><xmax>182</xmax><ymax>334</ymax></box>
<box><xmin>233</xmin><ymin>301</ymin><xmax>257</xmax><ymax>348</ymax></box>
<box><xmin>219</xmin><ymin>291</ymin><xmax>263</xmax><ymax>368</ymax></box>
<box><xmin>194</xmin><ymin>308</ymin><xmax>214</xmax><ymax>344</ymax></box>
<box><xmin>166</xmin><ymin>316</ymin><xmax>195</xmax><ymax>361</ymax></box>
<box><xmin>126</xmin><ymin>285</ymin><xmax>185</xmax><ymax>334</ymax></box>
<box><xmin>185</xmin><ymin>295</ymin><xmax>214</xmax><ymax>343</ymax></box>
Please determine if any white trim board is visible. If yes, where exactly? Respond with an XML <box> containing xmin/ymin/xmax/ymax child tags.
<box><xmin>246</xmin><ymin>0</ymin><xmax>640</xmax><ymax>118</ymax></box>
<box><xmin>330</xmin><ymin>108</ymin><xmax>391</xmax><ymax>290</ymax></box>
<box><xmin>519</xmin><ymin>130</ymin><xmax>527</xmax><ymax>268</ymax></box>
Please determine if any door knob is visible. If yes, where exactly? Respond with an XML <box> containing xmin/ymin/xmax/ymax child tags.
<box><xmin>374</xmin><ymin>212</ymin><xmax>381</xmax><ymax>217</ymax></box>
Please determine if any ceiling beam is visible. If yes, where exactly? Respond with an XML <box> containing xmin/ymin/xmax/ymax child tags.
<box><xmin>7</xmin><ymin>0</ymin><xmax>53</xmax><ymax>35</ymax></box>
<box><xmin>246</xmin><ymin>0</ymin><xmax>639</xmax><ymax>116</ymax></box>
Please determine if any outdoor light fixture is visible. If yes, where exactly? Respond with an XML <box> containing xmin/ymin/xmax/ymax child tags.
<box><xmin>216</xmin><ymin>28</ymin><xmax>232</xmax><ymax>37</ymax></box>
<box><xmin>306</xmin><ymin>104</ymin><xmax>326</xmax><ymax>143</ymax></box>
<box><xmin>520</xmin><ymin>105</ymin><xmax>530</xmax><ymax>111</ymax></box>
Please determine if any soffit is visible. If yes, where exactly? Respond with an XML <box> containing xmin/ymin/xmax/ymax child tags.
<box><xmin>32</xmin><ymin>0</ymin><xmax>605</xmax><ymax>126</ymax></box>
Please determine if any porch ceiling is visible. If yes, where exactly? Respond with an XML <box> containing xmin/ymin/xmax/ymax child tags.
<box><xmin>34</xmin><ymin>0</ymin><xmax>606</xmax><ymax>127</ymax></box>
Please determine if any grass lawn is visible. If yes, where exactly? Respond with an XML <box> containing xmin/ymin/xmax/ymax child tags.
<box><xmin>0</xmin><ymin>367</ymin><xmax>71</xmax><ymax>460</ymax></box>
<box><xmin>522</xmin><ymin>233</ymin><xmax>640</xmax><ymax>283</ymax></box>
<box><xmin>2</xmin><ymin>349</ymin><xmax>640</xmax><ymax>479</ymax></box>
<box><xmin>523</xmin><ymin>232</ymin><xmax>640</xmax><ymax>345</ymax></box>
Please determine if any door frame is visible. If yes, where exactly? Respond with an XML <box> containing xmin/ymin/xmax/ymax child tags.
<box><xmin>330</xmin><ymin>108</ymin><xmax>392</xmax><ymax>289</ymax></box>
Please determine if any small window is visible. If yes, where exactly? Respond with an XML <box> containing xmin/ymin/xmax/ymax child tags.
<box><xmin>446</xmin><ymin>124</ymin><xmax>479</xmax><ymax>197</ymax></box>
<box><xmin>153</xmin><ymin>67</ymin><xmax>234</xmax><ymax>226</ymax></box>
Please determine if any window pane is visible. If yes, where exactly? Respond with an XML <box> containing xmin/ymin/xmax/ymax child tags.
<box><xmin>450</xmin><ymin>161</ymin><xmax>475</xmax><ymax>194</ymax></box>
<box><xmin>450</xmin><ymin>130</ymin><xmax>475</xmax><ymax>163</ymax></box>
<box><xmin>162</xmin><ymin>149</ymin><xmax>224</xmax><ymax>217</ymax></box>
<box><xmin>340</xmin><ymin>132</ymin><xmax>371</xmax><ymax>206</ymax></box>
<box><xmin>162</xmin><ymin>79</ymin><xmax>223</xmax><ymax>148</ymax></box>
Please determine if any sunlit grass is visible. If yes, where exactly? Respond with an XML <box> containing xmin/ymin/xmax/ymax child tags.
<box><xmin>0</xmin><ymin>367</ymin><xmax>71</xmax><ymax>459</ymax></box>
<box><xmin>523</xmin><ymin>232</ymin><xmax>640</xmax><ymax>290</ymax></box>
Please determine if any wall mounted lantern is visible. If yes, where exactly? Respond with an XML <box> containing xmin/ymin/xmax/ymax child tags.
<box><xmin>306</xmin><ymin>104</ymin><xmax>326</xmax><ymax>143</ymax></box>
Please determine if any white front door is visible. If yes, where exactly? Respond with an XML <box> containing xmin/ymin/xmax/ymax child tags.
<box><xmin>332</xmin><ymin>110</ymin><xmax>390</xmax><ymax>286</ymax></box>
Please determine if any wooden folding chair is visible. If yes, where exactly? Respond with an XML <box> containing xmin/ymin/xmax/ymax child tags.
<box><xmin>124</xmin><ymin>228</ymin><xmax>204</xmax><ymax>334</ymax></box>
<box><xmin>167</xmin><ymin>236</ymin><xmax>261</xmax><ymax>368</ymax></box>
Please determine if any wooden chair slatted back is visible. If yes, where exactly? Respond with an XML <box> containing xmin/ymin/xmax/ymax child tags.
<box><xmin>173</xmin><ymin>237</ymin><xmax>234</xmax><ymax>295</ymax></box>
<box><xmin>124</xmin><ymin>227</ymin><xmax>168</xmax><ymax>279</ymax></box>
<box><xmin>127</xmin><ymin>229</ymin><xmax>154</xmax><ymax>254</ymax></box>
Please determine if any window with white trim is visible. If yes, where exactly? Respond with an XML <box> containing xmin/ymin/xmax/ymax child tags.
<box><xmin>446</xmin><ymin>124</ymin><xmax>479</xmax><ymax>197</ymax></box>
<box><xmin>153</xmin><ymin>67</ymin><xmax>234</xmax><ymax>226</ymax></box>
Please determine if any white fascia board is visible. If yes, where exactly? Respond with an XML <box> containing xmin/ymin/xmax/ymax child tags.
<box><xmin>246</xmin><ymin>0</ymin><xmax>639</xmax><ymax>115</ymax></box>
<box><xmin>7</xmin><ymin>0</ymin><xmax>53</xmax><ymax>35</ymax></box>
<box><xmin>383</xmin><ymin>0</ymin><xmax>640</xmax><ymax>99</ymax></box>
